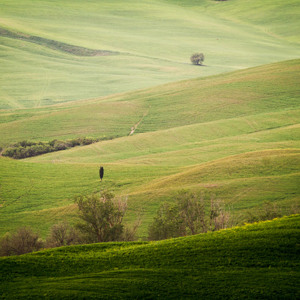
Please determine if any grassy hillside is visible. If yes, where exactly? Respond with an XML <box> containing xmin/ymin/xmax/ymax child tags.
<box><xmin>0</xmin><ymin>215</ymin><xmax>299</xmax><ymax>299</ymax></box>
<box><xmin>0</xmin><ymin>0</ymin><xmax>299</xmax><ymax>109</ymax></box>
<box><xmin>0</xmin><ymin>60</ymin><xmax>299</xmax><ymax>238</ymax></box>
<box><xmin>1</xmin><ymin>59</ymin><xmax>299</xmax><ymax>147</ymax></box>
<box><xmin>0</xmin><ymin>2</ymin><xmax>299</xmax><ymax>296</ymax></box>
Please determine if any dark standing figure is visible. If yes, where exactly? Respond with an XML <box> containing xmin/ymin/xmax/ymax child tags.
<box><xmin>99</xmin><ymin>166</ymin><xmax>104</xmax><ymax>181</ymax></box>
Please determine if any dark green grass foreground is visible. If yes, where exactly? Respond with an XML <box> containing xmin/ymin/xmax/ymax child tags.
<box><xmin>1</xmin><ymin>215</ymin><xmax>299</xmax><ymax>299</ymax></box>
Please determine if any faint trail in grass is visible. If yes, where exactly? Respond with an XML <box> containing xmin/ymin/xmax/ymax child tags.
<box><xmin>129</xmin><ymin>107</ymin><xmax>150</xmax><ymax>136</ymax></box>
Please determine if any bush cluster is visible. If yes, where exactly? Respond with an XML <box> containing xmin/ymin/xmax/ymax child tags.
<box><xmin>148</xmin><ymin>192</ymin><xmax>299</xmax><ymax>241</ymax></box>
<box><xmin>2</xmin><ymin>138</ymin><xmax>100</xmax><ymax>159</ymax></box>
<box><xmin>0</xmin><ymin>227</ymin><xmax>43</xmax><ymax>256</ymax></box>
<box><xmin>245</xmin><ymin>201</ymin><xmax>283</xmax><ymax>223</ymax></box>
<box><xmin>0</xmin><ymin>191</ymin><xmax>140</xmax><ymax>256</ymax></box>
<box><xmin>148</xmin><ymin>191</ymin><xmax>231</xmax><ymax>240</ymax></box>
<box><xmin>1</xmin><ymin>189</ymin><xmax>297</xmax><ymax>256</ymax></box>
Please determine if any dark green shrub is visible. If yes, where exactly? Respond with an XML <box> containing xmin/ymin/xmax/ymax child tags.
<box><xmin>148</xmin><ymin>202</ymin><xmax>185</xmax><ymax>240</ymax></box>
<box><xmin>68</xmin><ymin>138</ymin><xmax>81</xmax><ymax>147</ymax></box>
<box><xmin>81</xmin><ymin>138</ymin><xmax>94</xmax><ymax>145</ymax></box>
<box><xmin>2</xmin><ymin>137</ymin><xmax>101</xmax><ymax>159</ymax></box>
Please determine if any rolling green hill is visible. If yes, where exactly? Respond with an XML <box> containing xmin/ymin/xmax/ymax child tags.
<box><xmin>1</xmin><ymin>58</ymin><xmax>299</xmax><ymax>147</ymax></box>
<box><xmin>0</xmin><ymin>1</ymin><xmax>299</xmax><ymax>297</ymax></box>
<box><xmin>0</xmin><ymin>0</ymin><xmax>299</xmax><ymax>109</ymax></box>
<box><xmin>0</xmin><ymin>59</ymin><xmax>299</xmax><ymax>238</ymax></box>
<box><xmin>0</xmin><ymin>215</ymin><xmax>299</xmax><ymax>299</ymax></box>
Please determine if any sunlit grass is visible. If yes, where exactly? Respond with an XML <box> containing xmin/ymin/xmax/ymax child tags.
<box><xmin>0</xmin><ymin>0</ymin><xmax>299</xmax><ymax>108</ymax></box>
<box><xmin>0</xmin><ymin>59</ymin><xmax>299</xmax><ymax>237</ymax></box>
<box><xmin>0</xmin><ymin>215</ymin><xmax>299</xmax><ymax>299</ymax></box>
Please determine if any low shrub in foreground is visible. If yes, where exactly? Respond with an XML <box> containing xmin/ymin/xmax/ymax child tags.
<box><xmin>45</xmin><ymin>222</ymin><xmax>82</xmax><ymax>248</ymax></box>
<box><xmin>0</xmin><ymin>227</ymin><xmax>43</xmax><ymax>256</ymax></box>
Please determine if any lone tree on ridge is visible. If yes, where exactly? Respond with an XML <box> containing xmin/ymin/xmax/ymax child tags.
<box><xmin>190</xmin><ymin>53</ymin><xmax>205</xmax><ymax>65</ymax></box>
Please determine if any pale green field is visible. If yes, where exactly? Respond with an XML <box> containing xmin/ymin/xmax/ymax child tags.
<box><xmin>0</xmin><ymin>0</ymin><xmax>299</xmax><ymax>109</ymax></box>
<box><xmin>0</xmin><ymin>59</ymin><xmax>299</xmax><ymax>147</ymax></box>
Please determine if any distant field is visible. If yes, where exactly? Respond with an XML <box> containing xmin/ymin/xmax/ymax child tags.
<box><xmin>1</xmin><ymin>215</ymin><xmax>299</xmax><ymax>299</ymax></box>
<box><xmin>0</xmin><ymin>0</ymin><xmax>299</xmax><ymax>108</ymax></box>
<box><xmin>0</xmin><ymin>60</ymin><xmax>299</xmax><ymax>238</ymax></box>
<box><xmin>1</xmin><ymin>59</ymin><xmax>299</xmax><ymax>147</ymax></box>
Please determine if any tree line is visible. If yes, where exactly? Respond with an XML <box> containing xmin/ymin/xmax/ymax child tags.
<box><xmin>1</xmin><ymin>190</ymin><xmax>290</xmax><ymax>256</ymax></box>
<box><xmin>1</xmin><ymin>138</ymin><xmax>102</xmax><ymax>159</ymax></box>
<box><xmin>0</xmin><ymin>191</ymin><xmax>141</xmax><ymax>256</ymax></box>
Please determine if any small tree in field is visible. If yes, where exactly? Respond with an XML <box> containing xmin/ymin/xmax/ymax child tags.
<box><xmin>148</xmin><ymin>191</ymin><xmax>207</xmax><ymax>240</ymax></box>
<box><xmin>148</xmin><ymin>203</ymin><xmax>185</xmax><ymax>240</ymax></box>
<box><xmin>75</xmin><ymin>191</ymin><xmax>127</xmax><ymax>243</ymax></box>
<box><xmin>177</xmin><ymin>191</ymin><xmax>207</xmax><ymax>234</ymax></box>
<box><xmin>148</xmin><ymin>190</ymin><xmax>231</xmax><ymax>240</ymax></box>
<box><xmin>190</xmin><ymin>53</ymin><xmax>205</xmax><ymax>65</ymax></box>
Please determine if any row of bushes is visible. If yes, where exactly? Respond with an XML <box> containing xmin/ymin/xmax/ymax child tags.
<box><xmin>1</xmin><ymin>189</ymin><xmax>296</xmax><ymax>256</ymax></box>
<box><xmin>1</xmin><ymin>191</ymin><xmax>231</xmax><ymax>255</ymax></box>
<box><xmin>0</xmin><ymin>224</ymin><xmax>83</xmax><ymax>256</ymax></box>
<box><xmin>0</xmin><ymin>191</ymin><xmax>140</xmax><ymax>256</ymax></box>
<box><xmin>2</xmin><ymin>138</ymin><xmax>100</xmax><ymax>159</ymax></box>
<box><xmin>148</xmin><ymin>191</ymin><xmax>296</xmax><ymax>240</ymax></box>
<box><xmin>148</xmin><ymin>191</ymin><xmax>233</xmax><ymax>240</ymax></box>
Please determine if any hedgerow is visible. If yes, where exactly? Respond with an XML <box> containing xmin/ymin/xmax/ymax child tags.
<box><xmin>2</xmin><ymin>137</ymin><xmax>100</xmax><ymax>159</ymax></box>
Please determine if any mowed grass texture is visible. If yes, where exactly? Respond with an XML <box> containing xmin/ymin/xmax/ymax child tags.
<box><xmin>0</xmin><ymin>0</ymin><xmax>299</xmax><ymax>109</ymax></box>
<box><xmin>0</xmin><ymin>60</ymin><xmax>299</xmax><ymax>238</ymax></box>
<box><xmin>0</xmin><ymin>215</ymin><xmax>299</xmax><ymax>299</ymax></box>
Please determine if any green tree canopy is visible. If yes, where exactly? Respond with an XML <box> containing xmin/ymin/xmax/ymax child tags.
<box><xmin>190</xmin><ymin>53</ymin><xmax>205</xmax><ymax>65</ymax></box>
<box><xmin>75</xmin><ymin>191</ymin><xmax>127</xmax><ymax>243</ymax></box>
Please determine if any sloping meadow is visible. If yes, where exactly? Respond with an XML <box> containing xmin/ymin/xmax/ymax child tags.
<box><xmin>0</xmin><ymin>0</ymin><xmax>299</xmax><ymax>109</ymax></box>
<box><xmin>0</xmin><ymin>59</ymin><xmax>299</xmax><ymax>237</ymax></box>
<box><xmin>0</xmin><ymin>215</ymin><xmax>299</xmax><ymax>299</ymax></box>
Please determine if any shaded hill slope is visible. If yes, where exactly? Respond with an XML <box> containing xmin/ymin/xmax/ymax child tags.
<box><xmin>0</xmin><ymin>215</ymin><xmax>299</xmax><ymax>299</ymax></box>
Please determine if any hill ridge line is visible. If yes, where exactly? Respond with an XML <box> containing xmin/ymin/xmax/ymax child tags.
<box><xmin>126</xmin><ymin>149</ymin><xmax>300</xmax><ymax>192</ymax></box>
<box><xmin>0</xmin><ymin>26</ymin><xmax>188</xmax><ymax>65</ymax></box>
<box><xmin>0</xmin><ymin>26</ymin><xmax>119</xmax><ymax>57</ymax></box>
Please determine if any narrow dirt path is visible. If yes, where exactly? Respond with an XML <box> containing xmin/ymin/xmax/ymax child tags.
<box><xmin>129</xmin><ymin>108</ymin><xmax>150</xmax><ymax>136</ymax></box>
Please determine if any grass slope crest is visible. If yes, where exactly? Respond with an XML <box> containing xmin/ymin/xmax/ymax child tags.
<box><xmin>0</xmin><ymin>215</ymin><xmax>299</xmax><ymax>298</ymax></box>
